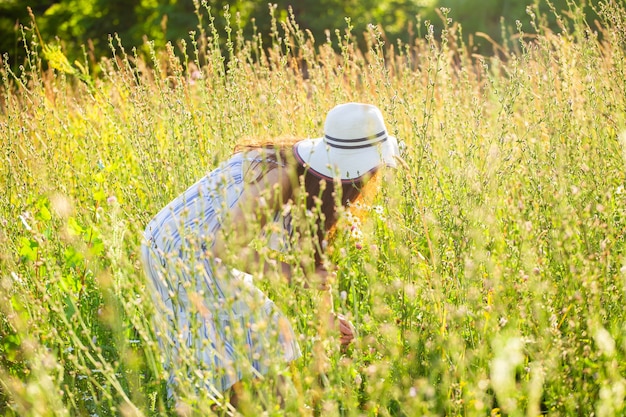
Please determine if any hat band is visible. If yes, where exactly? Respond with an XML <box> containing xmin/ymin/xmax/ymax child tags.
<box><xmin>325</xmin><ymin>130</ymin><xmax>387</xmax><ymax>149</ymax></box>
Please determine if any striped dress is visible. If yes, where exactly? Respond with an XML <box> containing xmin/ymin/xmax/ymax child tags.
<box><xmin>140</xmin><ymin>152</ymin><xmax>301</xmax><ymax>395</ymax></box>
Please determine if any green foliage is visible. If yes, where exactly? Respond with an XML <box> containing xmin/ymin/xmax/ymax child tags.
<box><xmin>435</xmin><ymin>0</ymin><xmax>600</xmax><ymax>53</ymax></box>
<box><xmin>248</xmin><ymin>0</ymin><xmax>429</xmax><ymax>52</ymax></box>
<box><xmin>1</xmin><ymin>0</ymin><xmax>626</xmax><ymax>416</ymax></box>
<box><xmin>0</xmin><ymin>0</ymin><xmax>50</xmax><ymax>65</ymax></box>
<box><xmin>0</xmin><ymin>0</ymin><xmax>606</xmax><ymax>72</ymax></box>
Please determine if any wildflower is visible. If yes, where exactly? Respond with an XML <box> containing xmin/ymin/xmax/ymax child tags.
<box><xmin>95</xmin><ymin>206</ymin><xmax>104</xmax><ymax>221</ymax></box>
<box><xmin>281</xmin><ymin>201</ymin><xmax>292</xmax><ymax>217</ymax></box>
<box><xmin>19</xmin><ymin>213</ymin><xmax>32</xmax><ymax>231</ymax></box>
<box><xmin>594</xmin><ymin>327</ymin><xmax>616</xmax><ymax>357</ymax></box>
<box><xmin>50</xmin><ymin>194</ymin><xmax>73</xmax><ymax>219</ymax></box>
<box><xmin>350</xmin><ymin>225</ymin><xmax>363</xmax><ymax>241</ymax></box>
<box><xmin>350</xmin><ymin>225</ymin><xmax>364</xmax><ymax>249</ymax></box>
<box><xmin>10</xmin><ymin>272</ymin><xmax>23</xmax><ymax>285</ymax></box>
<box><xmin>42</xmin><ymin>43</ymin><xmax>75</xmax><ymax>74</ymax></box>
<box><xmin>345</xmin><ymin>209</ymin><xmax>364</xmax><ymax>248</ymax></box>
<box><xmin>372</xmin><ymin>204</ymin><xmax>387</xmax><ymax>221</ymax></box>
<box><xmin>354</xmin><ymin>373</ymin><xmax>363</xmax><ymax>386</ymax></box>
<box><xmin>344</xmin><ymin>211</ymin><xmax>356</xmax><ymax>226</ymax></box>
<box><xmin>188</xmin><ymin>69</ymin><xmax>202</xmax><ymax>85</ymax></box>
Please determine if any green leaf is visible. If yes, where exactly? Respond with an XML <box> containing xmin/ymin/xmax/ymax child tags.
<box><xmin>64</xmin><ymin>246</ymin><xmax>84</xmax><ymax>268</ymax></box>
<box><xmin>1</xmin><ymin>333</ymin><xmax>22</xmax><ymax>362</ymax></box>
<box><xmin>67</xmin><ymin>217</ymin><xmax>84</xmax><ymax>236</ymax></box>
<box><xmin>18</xmin><ymin>237</ymin><xmax>38</xmax><ymax>262</ymax></box>
<box><xmin>37</xmin><ymin>205</ymin><xmax>52</xmax><ymax>221</ymax></box>
<box><xmin>89</xmin><ymin>237</ymin><xmax>105</xmax><ymax>257</ymax></box>
<box><xmin>64</xmin><ymin>294</ymin><xmax>77</xmax><ymax>320</ymax></box>
<box><xmin>92</xmin><ymin>187</ymin><xmax>106</xmax><ymax>203</ymax></box>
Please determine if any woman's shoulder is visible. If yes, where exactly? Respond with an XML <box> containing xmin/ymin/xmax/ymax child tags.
<box><xmin>238</xmin><ymin>147</ymin><xmax>283</xmax><ymax>160</ymax></box>
<box><xmin>236</xmin><ymin>147</ymin><xmax>297</xmax><ymax>188</ymax></box>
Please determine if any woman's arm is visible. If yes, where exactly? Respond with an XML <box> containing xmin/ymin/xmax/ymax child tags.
<box><xmin>212</xmin><ymin>165</ymin><xmax>296</xmax><ymax>282</ymax></box>
<box><xmin>213</xmin><ymin>159</ymin><xmax>355</xmax><ymax>347</ymax></box>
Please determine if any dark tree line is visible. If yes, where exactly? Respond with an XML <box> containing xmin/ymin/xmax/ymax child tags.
<box><xmin>0</xmin><ymin>0</ymin><xmax>600</xmax><ymax>70</ymax></box>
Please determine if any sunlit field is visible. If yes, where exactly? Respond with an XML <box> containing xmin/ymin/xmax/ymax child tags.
<box><xmin>2</xmin><ymin>2</ymin><xmax>626</xmax><ymax>416</ymax></box>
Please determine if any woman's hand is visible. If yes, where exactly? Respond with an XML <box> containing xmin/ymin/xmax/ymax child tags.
<box><xmin>335</xmin><ymin>313</ymin><xmax>356</xmax><ymax>348</ymax></box>
<box><xmin>311</xmin><ymin>265</ymin><xmax>355</xmax><ymax>349</ymax></box>
<box><xmin>335</xmin><ymin>314</ymin><xmax>356</xmax><ymax>352</ymax></box>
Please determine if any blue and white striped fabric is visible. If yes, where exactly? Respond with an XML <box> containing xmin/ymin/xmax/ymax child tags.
<box><xmin>140</xmin><ymin>152</ymin><xmax>301</xmax><ymax>395</ymax></box>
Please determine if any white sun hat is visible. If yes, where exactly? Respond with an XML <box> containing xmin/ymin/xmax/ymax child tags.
<box><xmin>294</xmin><ymin>102</ymin><xmax>400</xmax><ymax>182</ymax></box>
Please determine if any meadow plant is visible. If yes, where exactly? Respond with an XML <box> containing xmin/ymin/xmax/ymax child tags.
<box><xmin>1</xmin><ymin>1</ymin><xmax>626</xmax><ymax>416</ymax></box>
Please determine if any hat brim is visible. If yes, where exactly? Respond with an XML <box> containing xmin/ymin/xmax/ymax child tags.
<box><xmin>294</xmin><ymin>136</ymin><xmax>399</xmax><ymax>182</ymax></box>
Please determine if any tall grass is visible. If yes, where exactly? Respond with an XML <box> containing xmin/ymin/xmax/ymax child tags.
<box><xmin>1</xmin><ymin>1</ymin><xmax>626</xmax><ymax>416</ymax></box>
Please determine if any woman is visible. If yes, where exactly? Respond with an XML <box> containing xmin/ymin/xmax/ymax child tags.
<box><xmin>140</xmin><ymin>102</ymin><xmax>400</xmax><ymax>402</ymax></box>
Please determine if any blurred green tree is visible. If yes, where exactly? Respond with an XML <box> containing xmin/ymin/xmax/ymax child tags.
<box><xmin>0</xmin><ymin>0</ymin><xmax>55</xmax><ymax>68</ymax></box>
<box><xmin>41</xmin><ymin>0</ymin><xmax>142</xmax><ymax>57</ymax></box>
<box><xmin>247</xmin><ymin>0</ymin><xmax>432</xmax><ymax>50</ymax></box>
<box><xmin>0</xmin><ymin>0</ymin><xmax>604</xmax><ymax>71</ymax></box>
<box><xmin>435</xmin><ymin>0</ymin><xmax>599</xmax><ymax>54</ymax></box>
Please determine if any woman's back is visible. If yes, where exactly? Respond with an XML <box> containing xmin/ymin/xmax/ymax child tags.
<box><xmin>144</xmin><ymin>152</ymin><xmax>248</xmax><ymax>260</ymax></box>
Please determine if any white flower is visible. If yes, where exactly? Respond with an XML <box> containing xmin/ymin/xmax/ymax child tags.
<box><xmin>350</xmin><ymin>227</ymin><xmax>363</xmax><ymax>241</ymax></box>
<box><xmin>354</xmin><ymin>373</ymin><xmax>363</xmax><ymax>386</ymax></box>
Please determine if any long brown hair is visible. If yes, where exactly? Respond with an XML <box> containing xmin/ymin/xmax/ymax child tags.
<box><xmin>235</xmin><ymin>136</ymin><xmax>379</xmax><ymax>263</ymax></box>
